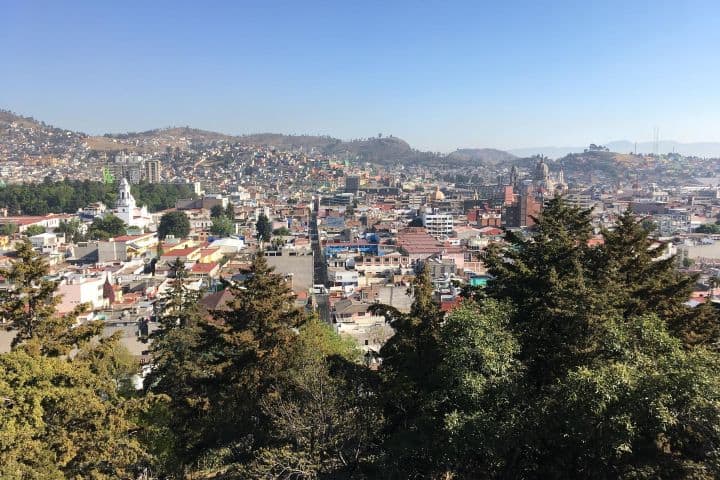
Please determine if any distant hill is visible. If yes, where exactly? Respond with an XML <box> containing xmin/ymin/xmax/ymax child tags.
<box><xmin>0</xmin><ymin>108</ymin><xmax>512</xmax><ymax>166</ymax></box>
<box><xmin>511</xmin><ymin>140</ymin><xmax>720</xmax><ymax>159</ymax></box>
<box><xmin>447</xmin><ymin>148</ymin><xmax>517</xmax><ymax>165</ymax></box>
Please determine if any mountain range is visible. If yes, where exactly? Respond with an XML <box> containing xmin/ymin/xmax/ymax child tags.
<box><xmin>509</xmin><ymin>140</ymin><xmax>720</xmax><ymax>159</ymax></box>
<box><xmin>4</xmin><ymin>109</ymin><xmax>720</xmax><ymax>163</ymax></box>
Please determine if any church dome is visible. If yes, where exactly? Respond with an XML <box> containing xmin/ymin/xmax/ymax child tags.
<box><xmin>430</xmin><ymin>186</ymin><xmax>445</xmax><ymax>201</ymax></box>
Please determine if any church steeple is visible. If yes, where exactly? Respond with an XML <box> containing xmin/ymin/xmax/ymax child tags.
<box><xmin>103</xmin><ymin>273</ymin><xmax>115</xmax><ymax>305</ymax></box>
<box><xmin>116</xmin><ymin>177</ymin><xmax>137</xmax><ymax>210</ymax></box>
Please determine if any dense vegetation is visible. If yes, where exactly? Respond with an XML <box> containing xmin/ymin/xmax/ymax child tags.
<box><xmin>158</xmin><ymin>211</ymin><xmax>191</xmax><ymax>240</ymax></box>
<box><xmin>2</xmin><ymin>199</ymin><xmax>720</xmax><ymax>479</ymax></box>
<box><xmin>0</xmin><ymin>179</ymin><xmax>195</xmax><ymax>215</ymax></box>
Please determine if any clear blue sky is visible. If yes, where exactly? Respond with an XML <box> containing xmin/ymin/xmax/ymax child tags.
<box><xmin>2</xmin><ymin>0</ymin><xmax>719</xmax><ymax>152</ymax></box>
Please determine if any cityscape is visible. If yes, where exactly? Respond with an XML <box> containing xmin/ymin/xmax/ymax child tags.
<box><xmin>3</xmin><ymin>1</ymin><xmax>720</xmax><ymax>479</ymax></box>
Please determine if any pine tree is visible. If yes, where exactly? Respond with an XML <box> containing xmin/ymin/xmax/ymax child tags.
<box><xmin>485</xmin><ymin>198</ymin><xmax>608</xmax><ymax>385</ymax></box>
<box><xmin>143</xmin><ymin>258</ymin><xmax>213</xmax><ymax>475</ymax></box>
<box><xmin>0</xmin><ymin>240</ymin><xmax>100</xmax><ymax>356</ymax></box>
<box><xmin>373</xmin><ymin>264</ymin><xmax>449</xmax><ymax>477</ymax></box>
<box><xmin>601</xmin><ymin>209</ymin><xmax>719</xmax><ymax>347</ymax></box>
<box><xmin>256</xmin><ymin>213</ymin><xmax>272</xmax><ymax>243</ymax></box>
<box><xmin>158</xmin><ymin>258</ymin><xmax>202</xmax><ymax>330</ymax></box>
<box><xmin>208</xmin><ymin>254</ymin><xmax>305</xmax><ymax>451</ymax></box>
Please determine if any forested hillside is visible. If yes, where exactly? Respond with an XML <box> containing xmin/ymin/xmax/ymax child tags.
<box><xmin>0</xmin><ymin>179</ymin><xmax>195</xmax><ymax>215</ymax></box>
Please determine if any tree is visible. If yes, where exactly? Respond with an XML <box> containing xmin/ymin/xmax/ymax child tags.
<box><xmin>236</xmin><ymin>319</ymin><xmax>382</xmax><ymax>478</ymax></box>
<box><xmin>157</xmin><ymin>211</ymin><xmax>190</xmax><ymax>240</ymax></box>
<box><xmin>210</xmin><ymin>215</ymin><xmax>233</xmax><ymax>238</ymax></box>
<box><xmin>210</xmin><ymin>204</ymin><xmax>225</xmax><ymax>219</ymax></box>
<box><xmin>24</xmin><ymin>225</ymin><xmax>46</xmax><ymax>236</ymax></box>
<box><xmin>146</xmin><ymin>254</ymin><xmax>307</xmax><ymax>474</ymax></box>
<box><xmin>472</xmin><ymin>198</ymin><xmax>720</xmax><ymax>478</ymax></box>
<box><xmin>256</xmin><ymin>213</ymin><xmax>272</xmax><ymax>243</ymax></box>
<box><xmin>0</xmin><ymin>347</ymin><xmax>152</xmax><ymax>479</ymax></box>
<box><xmin>158</xmin><ymin>258</ymin><xmax>202</xmax><ymax>330</ymax></box>
<box><xmin>591</xmin><ymin>209</ymin><xmax>720</xmax><ymax>349</ymax></box>
<box><xmin>225</xmin><ymin>202</ymin><xmax>235</xmax><ymax>219</ymax></box>
<box><xmin>55</xmin><ymin>218</ymin><xmax>84</xmax><ymax>242</ymax></box>
<box><xmin>0</xmin><ymin>241</ymin><xmax>151</xmax><ymax>478</ymax></box>
<box><xmin>0</xmin><ymin>240</ymin><xmax>100</xmax><ymax>356</ymax></box>
<box><xmin>272</xmin><ymin>226</ymin><xmax>290</xmax><ymax>237</ymax></box>
<box><xmin>485</xmin><ymin>198</ymin><xmax>602</xmax><ymax>385</ymax></box>
<box><xmin>132</xmin><ymin>182</ymin><xmax>196</xmax><ymax>212</ymax></box>
<box><xmin>439</xmin><ymin>300</ymin><xmax>521</xmax><ymax>478</ymax></box>
<box><xmin>0</xmin><ymin>223</ymin><xmax>18</xmax><ymax>236</ymax></box>
<box><xmin>696</xmin><ymin>223</ymin><xmax>720</xmax><ymax>234</ymax></box>
<box><xmin>372</xmin><ymin>265</ymin><xmax>448</xmax><ymax>477</ymax></box>
<box><xmin>88</xmin><ymin>214</ymin><xmax>127</xmax><ymax>240</ymax></box>
<box><xmin>143</xmin><ymin>259</ymin><xmax>211</xmax><ymax>476</ymax></box>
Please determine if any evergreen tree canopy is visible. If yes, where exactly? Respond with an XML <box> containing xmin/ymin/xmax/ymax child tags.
<box><xmin>0</xmin><ymin>240</ymin><xmax>100</xmax><ymax>356</ymax></box>
<box><xmin>157</xmin><ymin>211</ymin><xmax>190</xmax><ymax>240</ymax></box>
<box><xmin>256</xmin><ymin>213</ymin><xmax>272</xmax><ymax>243</ymax></box>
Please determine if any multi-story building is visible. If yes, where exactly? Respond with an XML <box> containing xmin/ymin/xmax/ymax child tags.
<box><xmin>345</xmin><ymin>175</ymin><xmax>360</xmax><ymax>195</ymax></box>
<box><xmin>144</xmin><ymin>160</ymin><xmax>161</xmax><ymax>183</ymax></box>
<box><xmin>422</xmin><ymin>210</ymin><xmax>453</xmax><ymax>239</ymax></box>
<box><xmin>56</xmin><ymin>274</ymin><xmax>109</xmax><ymax>314</ymax></box>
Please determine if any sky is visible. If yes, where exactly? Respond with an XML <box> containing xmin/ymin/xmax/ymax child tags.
<box><xmin>2</xmin><ymin>0</ymin><xmax>720</xmax><ymax>152</ymax></box>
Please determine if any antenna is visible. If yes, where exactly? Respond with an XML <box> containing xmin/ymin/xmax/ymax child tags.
<box><xmin>652</xmin><ymin>126</ymin><xmax>659</xmax><ymax>157</ymax></box>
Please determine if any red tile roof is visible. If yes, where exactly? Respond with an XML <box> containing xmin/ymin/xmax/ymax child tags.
<box><xmin>191</xmin><ymin>262</ymin><xmax>218</xmax><ymax>273</ymax></box>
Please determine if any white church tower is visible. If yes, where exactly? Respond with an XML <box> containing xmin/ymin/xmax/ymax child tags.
<box><xmin>114</xmin><ymin>178</ymin><xmax>151</xmax><ymax>229</ymax></box>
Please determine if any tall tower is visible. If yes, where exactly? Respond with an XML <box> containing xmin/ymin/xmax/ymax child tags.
<box><xmin>144</xmin><ymin>160</ymin><xmax>161</xmax><ymax>184</ymax></box>
<box><xmin>653</xmin><ymin>127</ymin><xmax>660</xmax><ymax>157</ymax></box>
<box><xmin>116</xmin><ymin>178</ymin><xmax>137</xmax><ymax>223</ymax></box>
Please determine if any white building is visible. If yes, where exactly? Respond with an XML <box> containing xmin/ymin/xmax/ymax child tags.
<box><xmin>114</xmin><ymin>178</ymin><xmax>152</xmax><ymax>230</ymax></box>
<box><xmin>422</xmin><ymin>210</ymin><xmax>453</xmax><ymax>240</ymax></box>
<box><xmin>328</xmin><ymin>268</ymin><xmax>359</xmax><ymax>293</ymax></box>
<box><xmin>56</xmin><ymin>274</ymin><xmax>109</xmax><ymax>314</ymax></box>
<box><xmin>29</xmin><ymin>232</ymin><xmax>61</xmax><ymax>254</ymax></box>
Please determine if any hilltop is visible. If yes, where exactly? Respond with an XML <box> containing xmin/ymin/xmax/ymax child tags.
<box><xmin>0</xmin><ymin>109</ymin><xmax>516</xmax><ymax>166</ymax></box>
<box><xmin>447</xmin><ymin>148</ymin><xmax>517</xmax><ymax>165</ymax></box>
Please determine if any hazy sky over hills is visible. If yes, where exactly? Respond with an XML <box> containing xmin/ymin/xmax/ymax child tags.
<box><xmin>2</xmin><ymin>0</ymin><xmax>720</xmax><ymax>152</ymax></box>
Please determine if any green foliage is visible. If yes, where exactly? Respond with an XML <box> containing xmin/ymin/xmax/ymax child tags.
<box><xmin>143</xmin><ymin>259</ymin><xmax>212</xmax><ymax>474</ymax></box>
<box><xmin>0</xmin><ymin>241</ymin><xmax>152</xmax><ymax>479</ymax></box>
<box><xmin>210</xmin><ymin>215</ymin><xmax>233</xmax><ymax>237</ymax></box>
<box><xmin>0</xmin><ymin>179</ymin><xmax>116</xmax><ymax>215</ymax></box>
<box><xmin>210</xmin><ymin>204</ymin><xmax>225</xmax><ymax>218</ymax></box>
<box><xmin>87</xmin><ymin>213</ymin><xmax>127</xmax><ymax>240</ymax></box>
<box><xmin>0</xmin><ymin>348</ymin><xmax>151</xmax><ymax>479</ymax></box>
<box><xmin>0</xmin><ymin>223</ymin><xmax>18</xmax><ymax>236</ymax></box>
<box><xmin>54</xmin><ymin>218</ymin><xmax>84</xmax><ymax>243</ymax></box>
<box><xmin>696</xmin><ymin>223</ymin><xmax>720</xmax><ymax>234</ymax></box>
<box><xmin>256</xmin><ymin>213</ymin><xmax>272</xmax><ymax>242</ymax></box>
<box><xmin>131</xmin><ymin>182</ymin><xmax>196</xmax><ymax>212</ymax></box>
<box><xmin>158</xmin><ymin>211</ymin><xmax>190</xmax><ymax>240</ymax></box>
<box><xmin>0</xmin><ymin>240</ymin><xmax>100</xmax><ymax>356</ymax></box>
<box><xmin>373</xmin><ymin>266</ymin><xmax>448</xmax><ymax>477</ymax></box>
<box><xmin>272</xmin><ymin>226</ymin><xmax>290</xmax><ymax>236</ymax></box>
<box><xmin>0</xmin><ymin>179</ymin><xmax>194</xmax><ymax>216</ymax></box>
<box><xmin>234</xmin><ymin>319</ymin><xmax>382</xmax><ymax>478</ymax></box>
<box><xmin>5</xmin><ymin>195</ymin><xmax>720</xmax><ymax>479</ymax></box>
<box><xmin>24</xmin><ymin>225</ymin><xmax>46</xmax><ymax>236</ymax></box>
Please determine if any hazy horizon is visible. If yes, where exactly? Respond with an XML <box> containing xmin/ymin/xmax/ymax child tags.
<box><xmin>3</xmin><ymin>1</ymin><xmax>720</xmax><ymax>152</ymax></box>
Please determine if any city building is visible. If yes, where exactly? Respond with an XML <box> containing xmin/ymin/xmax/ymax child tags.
<box><xmin>144</xmin><ymin>160</ymin><xmax>161</xmax><ymax>183</ymax></box>
<box><xmin>114</xmin><ymin>178</ymin><xmax>152</xmax><ymax>230</ymax></box>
